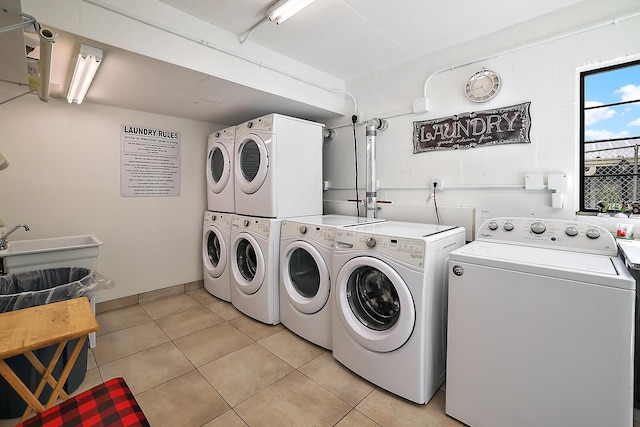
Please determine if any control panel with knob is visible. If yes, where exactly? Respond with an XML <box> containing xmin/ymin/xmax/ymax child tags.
<box><xmin>530</xmin><ymin>222</ymin><xmax>546</xmax><ymax>234</ymax></box>
<box><xmin>232</xmin><ymin>215</ymin><xmax>275</xmax><ymax>238</ymax></box>
<box><xmin>565</xmin><ymin>226</ymin><xmax>578</xmax><ymax>237</ymax></box>
<box><xmin>366</xmin><ymin>237</ymin><xmax>377</xmax><ymax>248</ymax></box>
<box><xmin>476</xmin><ymin>217</ymin><xmax>617</xmax><ymax>256</ymax></box>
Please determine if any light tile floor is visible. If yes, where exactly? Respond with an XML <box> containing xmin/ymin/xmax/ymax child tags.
<box><xmin>1</xmin><ymin>289</ymin><xmax>465</xmax><ymax>426</ymax></box>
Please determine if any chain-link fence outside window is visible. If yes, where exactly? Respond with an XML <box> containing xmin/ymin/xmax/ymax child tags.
<box><xmin>584</xmin><ymin>144</ymin><xmax>639</xmax><ymax>211</ymax></box>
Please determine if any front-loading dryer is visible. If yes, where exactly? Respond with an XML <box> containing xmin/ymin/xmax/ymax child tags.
<box><xmin>207</xmin><ymin>126</ymin><xmax>235</xmax><ymax>213</ymax></box>
<box><xmin>234</xmin><ymin>113</ymin><xmax>324</xmax><ymax>218</ymax></box>
<box><xmin>202</xmin><ymin>211</ymin><xmax>232</xmax><ymax>301</ymax></box>
<box><xmin>279</xmin><ymin>214</ymin><xmax>386</xmax><ymax>349</ymax></box>
<box><xmin>230</xmin><ymin>214</ymin><xmax>282</xmax><ymax>324</ymax></box>
<box><xmin>332</xmin><ymin>221</ymin><xmax>465</xmax><ymax>404</ymax></box>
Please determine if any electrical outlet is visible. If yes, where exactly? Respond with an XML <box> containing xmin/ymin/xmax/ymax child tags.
<box><xmin>430</xmin><ymin>178</ymin><xmax>444</xmax><ymax>190</ymax></box>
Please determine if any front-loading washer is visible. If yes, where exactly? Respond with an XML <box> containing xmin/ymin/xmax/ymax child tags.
<box><xmin>234</xmin><ymin>113</ymin><xmax>324</xmax><ymax>218</ymax></box>
<box><xmin>279</xmin><ymin>214</ymin><xmax>386</xmax><ymax>350</ymax></box>
<box><xmin>332</xmin><ymin>221</ymin><xmax>465</xmax><ymax>404</ymax></box>
<box><xmin>202</xmin><ymin>210</ymin><xmax>232</xmax><ymax>302</ymax></box>
<box><xmin>230</xmin><ymin>214</ymin><xmax>282</xmax><ymax>324</ymax></box>
<box><xmin>207</xmin><ymin>126</ymin><xmax>235</xmax><ymax>213</ymax></box>
<box><xmin>446</xmin><ymin>217</ymin><xmax>635</xmax><ymax>427</ymax></box>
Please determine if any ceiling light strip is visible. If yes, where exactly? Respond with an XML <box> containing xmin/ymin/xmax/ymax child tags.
<box><xmin>267</xmin><ymin>0</ymin><xmax>317</xmax><ymax>24</ymax></box>
<box><xmin>67</xmin><ymin>44</ymin><xmax>103</xmax><ymax>104</ymax></box>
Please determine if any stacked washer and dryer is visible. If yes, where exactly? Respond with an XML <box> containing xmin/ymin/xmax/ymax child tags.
<box><xmin>203</xmin><ymin>113</ymin><xmax>468</xmax><ymax>408</ymax></box>
<box><xmin>203</xmin><ymin>126</ymin><xmax>235</xmax><ymax>302</ymax></box>
<box><xmin>204</xmin><ymin>113</ymin><xmax>325</xmax><ymax>324</ymax></box>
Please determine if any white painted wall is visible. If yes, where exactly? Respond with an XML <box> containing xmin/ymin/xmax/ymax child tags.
<box><xmin>322</xmin><ymin>12</ymin><xmax>640</xmax><ymax>237</ymax></box>
<box><xmin>0</xmin><ymin>96</ymin><xmax>220</xmax><ymax>302</ymax></box>
<box><xmin>2</xmin><ymin>6</ymin><xmax>639</xmax><ymax>305</ymax></box>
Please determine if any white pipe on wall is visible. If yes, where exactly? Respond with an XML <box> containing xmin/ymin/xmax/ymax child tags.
<box><xmin>365</xmin><ymin>118</ymin><xmax>388</xmax><ymax>218</ymax></box>
<box><xmin>37</xmin><ymin>27</ymin><xmax>55</xmax><ymax>101</ymax></box>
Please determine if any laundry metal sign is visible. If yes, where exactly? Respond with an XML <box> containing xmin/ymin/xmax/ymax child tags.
<box><xmin>413</xmin><ymin>102</ymin><xmax>531</xmax><ymax>153</ymax></box>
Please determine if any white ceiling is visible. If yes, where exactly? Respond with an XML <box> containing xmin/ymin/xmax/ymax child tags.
<box><xmin>2</xmin><ymin>0</ymin><xmax>639</xmax><ymax>125</ymax></box>
<box><xmin>156</xmin><ymin>0</ymin><xmax>589</xmax><ymax>80</ymax></box>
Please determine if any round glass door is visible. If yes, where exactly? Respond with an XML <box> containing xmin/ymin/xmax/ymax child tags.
<box><xmin>207</xmin><ymin>142</ymin><xmax>231</xmax><ymax>193</ymax></box>
<box><xmin>347</xmin><ymin>266</ymin><xmax>400</xmax><ymax>331</ymax></box>
<box><xmin>232</xmin><ymin>233</ymin><xmax>265</xmax><ymax>294</ymax></box>
<box><xmin>282</xmin><ymin>241</ymin><xmax>330</xmax><ymax>314</ymax></box>
<box><xmin>236</xmin><ymin>135</ymin><xmax>268</xmax><ymax>195</ymax></box>
<box><xmin>203</xmin><ymin>227</ymin><xmax>226</xmax><ymax>278</ymax></box>
<box><xmin>335</xmin><ymin>257</ymin><xmax>415</xmax><ymax>352</ymax></box>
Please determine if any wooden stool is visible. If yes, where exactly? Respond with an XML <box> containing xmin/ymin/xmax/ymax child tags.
<box><xmin>0</xmin><ymin>298</ymin><xmax>98</xmax><ymax>421</ymax></box>
<box><xmin>16</xmin><ymin>377</ymin><xmax>150</xmax><ymax>426</ymax></box>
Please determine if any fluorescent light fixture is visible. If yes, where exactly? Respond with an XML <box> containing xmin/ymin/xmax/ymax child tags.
<box><xmin>267</xmin><ymin>0</ymin><xmax>317</xmax><ymax>24</ymax></box>
<box><xmin>67</xmin><ymin>44</ymin><xmax>103</xmax><ymax>105</ymax></box>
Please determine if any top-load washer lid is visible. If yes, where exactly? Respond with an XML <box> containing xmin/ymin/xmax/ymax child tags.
<box><xmin>452</xmin><ymin>241</ymin><xmax>635</xmax><ymax>290</ymax></box>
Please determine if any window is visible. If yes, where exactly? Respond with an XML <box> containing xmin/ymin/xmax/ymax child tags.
<box><xmin>580</xmin><ymin>59</ymin><xmax>640</xmax><ymax>213</ymax></box>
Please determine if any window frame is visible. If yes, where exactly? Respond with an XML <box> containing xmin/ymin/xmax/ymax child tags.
<box><xmin>579</xmin><ymin>58</ymin><xmax>640</xmax><ymax>213</ymax></box>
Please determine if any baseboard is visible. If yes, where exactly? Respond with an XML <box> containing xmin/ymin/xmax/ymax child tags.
<box><xmin>95</xmin><ymin>280</ymin><xmax>204</xmax><ymax>314</ymax></box>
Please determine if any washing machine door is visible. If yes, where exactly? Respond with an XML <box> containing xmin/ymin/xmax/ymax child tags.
<box><xmin>236</xmin><ymin>133</ymin><xmax>269</xmax><ymax>195</ymax></box>
<box><xmin>335</xmin><ymin>257</ymin><xmax>416</xmax><ymax>352</ymax></box>
<box><xmin>231</xmin><ymin>232</ymin><xmax>265</xmax><ymax>294</ymax></box>
<box><xmin>282</xmin><ymin>241</ymin><xmax>330</xmax><ymax>314</ymax></box>
<box><xmin>203</xmin><ymin>226</ymin><xmax>227</xmax><ymax>278</ymax></box>
<box><xmin>207</xmin><ymin>141</ymin><xmax>232</xmax><ymax>194</ymax></box>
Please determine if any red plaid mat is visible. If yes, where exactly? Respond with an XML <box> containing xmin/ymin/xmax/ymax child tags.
<box><xmin>17</xmin><ymin>377</ymin><xmax>150</xmax><ymax>427</ymax></box>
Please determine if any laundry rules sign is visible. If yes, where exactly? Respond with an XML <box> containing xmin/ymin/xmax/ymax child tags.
<box><xmin>121</xmin><ymin>125</ymin><xmax>181</xmax><ymax>197</ymax></box>
<box><xmin>412</xmin><ymin>102</ymin><xmax>531</xmax><ymax>153</ymax></box>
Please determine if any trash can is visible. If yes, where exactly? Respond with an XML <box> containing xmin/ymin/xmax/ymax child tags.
<box><xmin>0</xmin><ymin>267</ymin><xmax>112</xmax><ymax>419</ymax></box>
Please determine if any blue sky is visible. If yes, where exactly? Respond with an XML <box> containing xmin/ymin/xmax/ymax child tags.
<box><xmin>584</xmin><ymin>63</ymin><xmax>640</xmax><ymax>141</ymax></box>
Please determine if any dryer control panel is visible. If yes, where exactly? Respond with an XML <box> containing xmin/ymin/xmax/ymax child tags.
<box><xmin>334</xmin><ymin>229</ymin><xmax>426</xmax><ymax>267</ymax></box>
<box><xmin>476</xmin><ymin>217</ymin><xmax>617</xmax><ymax>255</ymax></box>
<box><xmin>281</xmin><ymin>220</ymin><xmax>336</xmax><ymax>247</ymax></box>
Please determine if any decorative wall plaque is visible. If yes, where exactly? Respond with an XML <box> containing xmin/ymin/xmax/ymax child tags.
<box><xmin>413</xmin><ymin>102</ymin><xmax>531</xmax><ymax>153</ymax></box>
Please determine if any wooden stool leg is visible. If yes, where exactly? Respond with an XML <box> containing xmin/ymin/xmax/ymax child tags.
<box><xmin>0</xmin><ymin>360</ymin><xmax>47</xmax><ymax>416</ymax></box>
<box><xmin>24</xmin><ymin>347</ymin><xmax>70</xmax><ymax>401</ymax></box>
<box><xmin>21</xmin><ymin>342</ymin><xmax>70</xmax><ymax>421</ymax></box>
<box><xmin>45</xmin><ymin>336</ymin><xmax>87</xmax><ymax>408</ymax></box>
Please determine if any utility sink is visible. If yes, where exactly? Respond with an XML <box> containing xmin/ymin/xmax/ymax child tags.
<box><xmin>0</xmin><ymin>235</ymin><xmax>103</xmax><ymax>274</ymax></box>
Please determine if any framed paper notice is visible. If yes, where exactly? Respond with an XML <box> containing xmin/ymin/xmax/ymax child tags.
<box><xmin>120</xmin><ymin>125</ymin><xmax>181</xmax><ymax>197</ymax></box>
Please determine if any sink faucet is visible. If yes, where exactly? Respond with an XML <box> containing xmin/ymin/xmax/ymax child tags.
<box><xmin>0</xmin><ymin>223</ymin><xmax>30</xmax><ymax>250</ymax></box>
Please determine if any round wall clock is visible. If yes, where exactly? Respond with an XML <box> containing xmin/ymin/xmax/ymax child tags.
<box><xmin>465</xmin><ymin>69</ymin><xmax>501</xmax><ymax>102</ymax></box>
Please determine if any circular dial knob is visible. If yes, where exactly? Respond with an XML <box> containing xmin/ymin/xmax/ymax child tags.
<box><xmin>530</xmin><ymin>222</ymin><xmax>546</xmax><ymax>234</ymax></box>
<box><xmin>488</xmin><ymin>221</ymin><xmax>498</xmax><ymax>231</ymax></box>
<box><xmin>243</xmin><ymin>220</ymin><xmax>250</xmax><ymax>227</ymax></box>
<box><xmin>565</xmin><ymin>227</ymin><xmax>578</xmax><ymax>237</ymax></box>
<box><xmin>211</xmin><ymin>215</ymin><xmax>217</xmax><ymax>221</ymax></box>
<box><xmin>503</xmin><ymin>222</ymin><xmax>514</xmax><ymax>231</ymax></box>
<box><xmin>586</xmin><ymin>228</ymin><xmax>600</xmax><ymax>239</ymax></box>
<box><xmin>299</xmin><ymin>225</ymin><xmax>307</xmax><ymax>234</ymax></box>
<box><xmin>365</xmin><ymin>237</ymin><xmax>376</xmax><ymax>248</ymax></box>
<box><xmin>247</xmin><ymin>121</ymin><xmax>253</xmax><ymax>128</ymax></box>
